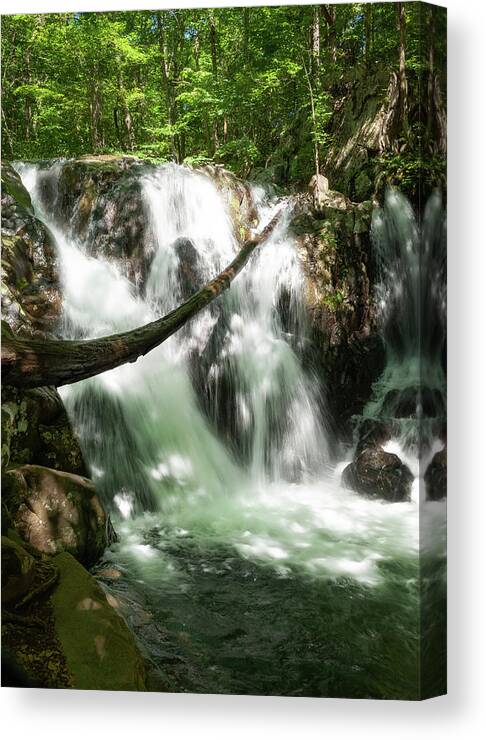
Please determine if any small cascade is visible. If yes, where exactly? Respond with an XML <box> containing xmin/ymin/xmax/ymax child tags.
<box><xmin>346</xmin><ymin>188</ymin><xmax>447</xmax><ymax>502</ymax></box>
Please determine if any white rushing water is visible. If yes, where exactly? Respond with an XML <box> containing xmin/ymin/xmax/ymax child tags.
<box><xmin>14</xmin><ymin>162</ymin><xmax>445</xmax><ymax>587</ymax></box>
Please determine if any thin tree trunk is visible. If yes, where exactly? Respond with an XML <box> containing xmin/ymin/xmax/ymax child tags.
<box><xmin>427</xmin><ymin>6</ymin><xmax>436</xmax><ymax>139</ymax></box>
<box><xmin>311</xmin><ymin>6</ymin><xmax>320</xmax><ymax>77</ymax></box>
<box><xmin>89</xmin><ymin>68</ymin><xmax>103</xmax><ymax>151</ymax></box>
<box><xmin>321</xmin><ymin>5</ymin><xmax>337</xmax><ymax>65</ymax></box>
<box><xmin>156</xmin><ymin>11</ymin><xmax>178</xmax><ymax>161</ymax></box>
<box><xmin>243</xmin><ymin>8</ymin><xmax>250</xmax><ymax>67</ymax></box>
<box><xmin>365</xmin><ymin>4</ymin><xmax>372</xmax><ymax>68</ymax></box>
<box><xmin>2</xmin><ymin>217</ymin><xmax>280</xmax><ymax>390</ymax></box>
<box><xmin>303</xmin><ymin>60</ymin><xmax>319</xmax><ymax>178</ymax></box>
<box><xmin>209</xmin><ymin>11</ymin><xmax>220</xmax><ymax>153</ymax></box>
<box><xmin>117</xmin><ymin>67</ymin><xmax>135</xmax><ymax>151</ymax></box>
<box><xmin>396</xmin><ymin>2</ymin><xmax>408</xmax><ymax>138</ymax></box>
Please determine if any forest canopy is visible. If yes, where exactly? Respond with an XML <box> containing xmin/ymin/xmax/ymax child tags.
<box><xmin>1</xmin><ymin>3</ymin><xmax>446</xmax><ymax>187</ymax></box>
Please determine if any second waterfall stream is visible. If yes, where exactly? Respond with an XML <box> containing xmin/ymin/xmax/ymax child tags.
<box><xmin>15</xmin><ymin>161</ymin><xmax>444</xmax><ymax>698</ymax></box>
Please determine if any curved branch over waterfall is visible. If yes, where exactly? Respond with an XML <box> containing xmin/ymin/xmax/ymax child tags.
<box><xmin>1</xmin><ymin>215</ymin><xmax>280</xmax><ymax>389</ymax></box>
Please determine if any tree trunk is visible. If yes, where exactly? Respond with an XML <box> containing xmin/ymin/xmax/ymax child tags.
<box><xmin>156</xmin><ymin>11</ymin><xmax>178</xmax><ymax>161</ymax></box>
<box><xmin>89</xmin><ymin>70</ymin><xmax>103</xmax><ymax>151</ymax></box>
<box><xmin>427</xmin><ymin>6</ymin><xmax>436</xmax><ymax>140</ymax></box>
<box><xmin>117</xmin><ymin>67</ymin><xmax>135</xmax><ymax>151</ymax></box>
<box><xmin>2</xmin><ymin>217</ymin><xmax>280</xmax><ymax>390</ymax></box>
<box><xmin>396</xmin><ymin>2</ymin><xmax>409</xmax><ymax>138</ymax></box>
<box><xmin>365</xmin><ymin>4</ymin><xmax>373</xmax><ymax>68</ymax></box>
<box><xmin>321</xmin><ymin>5</ymin><xmax>337</xmax><ymax>65</ymax></box>
<box><xmin>243</xmin><ymin>8</ymin><xmax>250</xmax><ymax>67</ymax></box>
<box><xmin>311</xmin><ymin>6</ymin><xmax>320</xmax><ymax>78</ymax></box>
<box><xmin>209</xmin><ymin>12</ymin><xmax>218</xmax><ymax>79</ymax></box>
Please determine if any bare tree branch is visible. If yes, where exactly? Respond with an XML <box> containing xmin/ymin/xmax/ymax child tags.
<box><xmin>2</xmin><ymin>215</ymin><xmax>280</xmax><ymax>389</ymax></box>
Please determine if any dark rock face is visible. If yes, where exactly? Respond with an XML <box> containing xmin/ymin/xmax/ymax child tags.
<box><xmin>342</xmin><ymin>446</ymin><xmax>414</xmax><ymax>502</ymax></box>
<box><xmin>355</xmin><ymin>418</ymin><xmax>394</xmax><ymax>455</ymax></box>
<box><xmin>291</xmin><ymin>195</ymin><xmax>383</xmax><ymax>436</ymax></box>
<box><xmin>1</xmin><ymin>163</ymin><xmax>61</xmax><ymax>336</ymax></box>
<box><xmin>1</xmin><ymin>535</ymin><xmax>38</xmax><ymax>607</ymax></box>
<box><xmin>3</xmin><ymin>464</ymin><xmax>114</xmax><ymax>566</ymax></box>
<box><xmin>174</xmin><ymin>237</ymin><xmax>202</xmax><ymax>299</ymax></box>
<box><xmin>1</xmin><ymin>385</ymin><xmax>86</xmax><ymax>476</ymax></box>
<box><xmin>425</xmin><ymin>448</ymin><xmax>447</xmax><ymax>501</ymax></box>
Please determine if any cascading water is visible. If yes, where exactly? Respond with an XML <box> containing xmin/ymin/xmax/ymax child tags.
<box><xmin>15</xmin><ymin>161</ymin><xmax>445</xmax><ymax>698</ymax></box>
<box><xmin>359</xmin><ymin>189</ymin><xmax>447</xmax><ymax>491</ymax></box>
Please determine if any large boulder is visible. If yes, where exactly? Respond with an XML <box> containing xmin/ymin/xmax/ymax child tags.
<box><xmin>1</xmin><ymin>162</ymin><xmax>61</xmax><ymax>336</ymax></box>
<box><xmin>3</xmin><ymin>465</ymin><xmax>114</xmax><ymax>566</ymax></box>
<box><xmin>424</xmin><ymin>448</ymin><xmax>447</xmax><ymax>501</ymax></box>
<box><xmin>342</xmin><ymin>446</ymin><xmax>413</xmax><ymax>502</ymax></box>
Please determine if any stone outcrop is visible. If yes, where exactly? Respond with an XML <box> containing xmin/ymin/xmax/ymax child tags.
<box><xmin>3</xmin><ymin>464</ymin><xmax>114</xmax><ymax>567</ymax></box>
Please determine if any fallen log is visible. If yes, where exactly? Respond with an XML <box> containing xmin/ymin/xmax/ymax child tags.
<box><xmin>2</xmin><ymin>215</ymin><xmax>279</xmax><ymax>389</ymax></box>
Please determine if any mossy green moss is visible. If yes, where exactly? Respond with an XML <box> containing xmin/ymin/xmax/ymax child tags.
<box><xmin>50</xmin><ymin>552</ymin><xmax>146</xmax><ymax>691</ymax></box>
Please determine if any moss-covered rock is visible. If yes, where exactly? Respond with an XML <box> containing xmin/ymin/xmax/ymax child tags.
<box><xmin>1</xmin><ymin>384</ymin><xmax>86</xmax><ymax>475</ymax></box>
<box><xmin>1</xmin><ymin>537</ymin><xmax>146</xmax><ymax>690</ymax></box>
<box><xmin>49</xmin><ymin>551</ymin><xmax>146</xmax><ymax>691</ymax></box>
<box><xmin>3</xmin><ymin>464</ymin><xmax>112</xmax><ymax>566</ymax></box>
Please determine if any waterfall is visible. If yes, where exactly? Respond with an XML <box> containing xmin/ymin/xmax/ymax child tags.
<box><xmin>14</xmin><ymin>161</ymin><xmax>444</xmax><ymax>592</ymax></box>
<box><xmin>361</xmin><ymin>188</ymin><xmax>447</xmax><ymax>482</ymax></box>
<box><xmin>14</xmin><ymin>162</ymin><xmax>327</xmax><ymax>513</ymax></box>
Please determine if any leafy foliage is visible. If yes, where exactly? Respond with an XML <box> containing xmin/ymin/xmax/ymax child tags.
<box><xmin>1</xmin><ymin>4</ymin><xmax>446</xmax><ymax>191</ymax></box>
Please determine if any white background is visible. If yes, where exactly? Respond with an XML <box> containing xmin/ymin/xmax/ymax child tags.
<box><xmin>0</xmin><ymin>0</ymin><xmax>485</xmax><ymax>737</ymax></box>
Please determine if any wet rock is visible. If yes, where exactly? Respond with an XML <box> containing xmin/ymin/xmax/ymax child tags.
<box><xmin>342</xmin><ymin>446</ymin><xmax>413</xmax><ymax>502</ymax></box>
<box><xmin>1</xmin><ymin>162</ymin><xmax>61</xmax><ymax>336</ymax></box>
<box><xmin>425</xmin><ymin>448</ymin><xmax>447</xmax><ymax>501</ymax></box>
<box><xmin>355</xmin><ymin>418</ymin><xmax>393</xmax><ymax>455</ymax></box>
<box><xmin>291</xmin><ymin>196</ymin><xmax>379</xmax><ymax>437</ymax></box>
<box><xmin>174</xmin><ymin>237</ymin><xmax>202</xmax><ymax>298</ymax></box>
<box><xmin>45</xmin><ymin>157</ymin><xmax>152</xmax><ymax>284</ymax></box>
<box><xmin>1</xmin><ymin>385</ymin><xmax>86</xmax><ymax>476</ymax></box>
<box><xmin>3</xmin><ymin>464</ymin><xmax>114</xmax><ymax>566</ymax></box>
